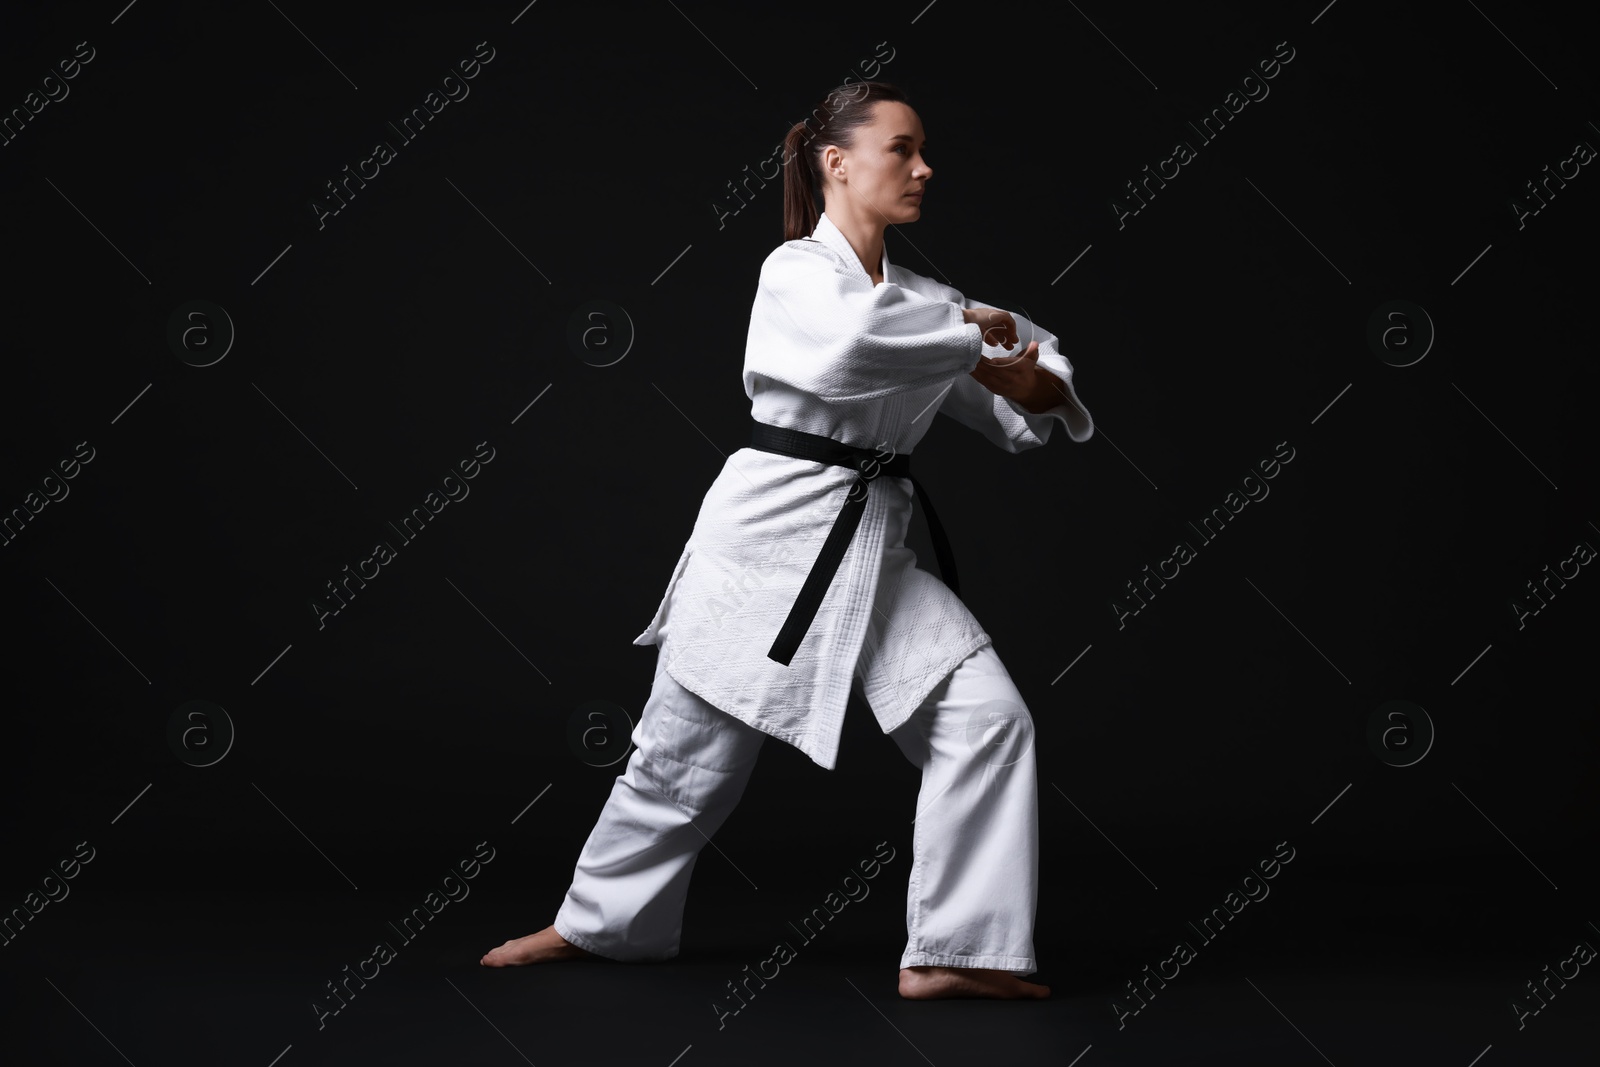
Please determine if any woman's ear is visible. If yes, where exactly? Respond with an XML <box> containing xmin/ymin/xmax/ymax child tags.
<box><xmin>820</xmin><ymin>144</ymin><xmax>844</xmax><ymax>180</ymax></box>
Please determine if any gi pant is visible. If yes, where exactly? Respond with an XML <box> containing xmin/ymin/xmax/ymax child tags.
<box><xmin>553</xmin><ymin>621</ymin><xmax>1041</xmax><ymax>976</ymax></box>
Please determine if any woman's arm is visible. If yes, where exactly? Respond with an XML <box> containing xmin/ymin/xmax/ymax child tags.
<box><xmin>872</xmin><ymin>264</ymin><xmax>1091</xmax><ymax>448</ymax></box>
<box><xmin>939</xmin><ymin>296</ymin><xmax>1093</xmax><ymax>451</ymax></box>
<box><xmin>960</xmin><ymin>303</ymin><xmax>1070</xmax><ymax>411</ymax></box>
<box><xmin>968</xmin><ymin>338</ymin><xmax>1072</xmax><ymax>413</ymax></box>
<box><xmin>743</xmin><ymin>244</ymin><xmax>987</xmax><ymax>404</ymax></box>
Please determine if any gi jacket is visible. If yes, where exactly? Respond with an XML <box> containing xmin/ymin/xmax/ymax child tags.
<box><xmin>633</xmin><ymin>212</ymin><xmax>1093</xmax><ymax>770</ymax></box>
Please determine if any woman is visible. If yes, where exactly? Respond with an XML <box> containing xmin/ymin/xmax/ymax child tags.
<box><xmin>482</xmin><ymin>81</ymin><xmax>1092</xmax><ymax>1000</ymax></box>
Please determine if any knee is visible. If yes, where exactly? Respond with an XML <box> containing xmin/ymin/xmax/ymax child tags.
<box><xmin>1001</xmin><ymin>708</ymin><xmax>1035</xmax><ymax>761</ymax></box>
<box><xmin>965</xmin><ymin>700</ymin><xmax>1035</xmax><ymax>769</ymax></box>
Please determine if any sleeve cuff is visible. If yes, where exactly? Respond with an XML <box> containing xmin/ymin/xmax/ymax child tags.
<box><xmin>1002</xmin><ymin>373</ymin><xmax>1093</xmax><ymax>443</ymax></box>
<box><xmin>954</xmin><ymin>306</ymin><xmax>985</xmax><ymax>370</ymax></box>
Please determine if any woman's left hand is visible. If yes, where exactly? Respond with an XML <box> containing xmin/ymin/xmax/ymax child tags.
<box><xmin>970</xmin><ymin>341</ymin><xmax>1061</xmax><ymax>413</ymax></box>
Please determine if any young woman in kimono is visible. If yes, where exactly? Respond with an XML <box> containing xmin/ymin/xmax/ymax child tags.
<box><xmin>483</xmin><ymin>81</ymin><xmax>1092</xmax><ymax>1000</ymax></box>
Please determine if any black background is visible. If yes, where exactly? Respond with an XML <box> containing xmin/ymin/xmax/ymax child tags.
<box><xmin>1</xmin><ymin>1</ymin><xmax>1595</xmax><ymax>1064</ymax></box>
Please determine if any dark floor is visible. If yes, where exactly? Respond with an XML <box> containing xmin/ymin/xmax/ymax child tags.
<box><xmin>4</xmin><ymin>875</ymin><xmax>1592</xmax><ymax>1066</ymax></box>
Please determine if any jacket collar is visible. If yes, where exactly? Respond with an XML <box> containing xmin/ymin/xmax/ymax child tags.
<box><xmin>810</xmin><ymin>211</ymin><xmax>890</xmax><ymax>285</ymax></box>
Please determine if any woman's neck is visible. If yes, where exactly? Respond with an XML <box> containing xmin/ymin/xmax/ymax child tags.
<box><xmin>824</xmin><ymin>207</ymin><xmax>886</xmax><ymax>282</ymax></box>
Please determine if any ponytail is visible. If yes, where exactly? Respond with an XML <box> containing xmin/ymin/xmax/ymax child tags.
<box><xmin>780</xmin><ymin>81</ymin><xmax>910</xmax><ymax>242</ymax></box>
<box><xmin>781</xmin><ymin>120</ymin><xmax>818</xmax><ymax>242</ymax></box>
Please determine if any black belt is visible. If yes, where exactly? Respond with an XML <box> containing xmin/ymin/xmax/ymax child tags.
<box><xmin>748</xmin><ymin>420</ymin><xmax>959</xmax><ymax>666</ymax></box>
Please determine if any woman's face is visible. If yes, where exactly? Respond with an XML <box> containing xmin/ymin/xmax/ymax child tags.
<box><xmin>823</xmin><ymin>100</ymin><xmax>931</xmax><ymax>223</ymax></box>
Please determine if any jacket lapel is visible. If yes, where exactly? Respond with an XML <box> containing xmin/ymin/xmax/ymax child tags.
<box><xmin>812</xmin><ymin>212</ymin><xmax>890</xmax><ymax>285</ymax></box>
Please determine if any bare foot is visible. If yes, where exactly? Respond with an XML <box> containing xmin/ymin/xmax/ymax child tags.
<box><xmin>898</xmin><ymin>965</ymin><xmax>1050</xmax><ymax>999</ymax></box>
<box><xmin>480</xmin><ymin>924</ymin><xmax>595</xmax><ymax>967</ymax></box>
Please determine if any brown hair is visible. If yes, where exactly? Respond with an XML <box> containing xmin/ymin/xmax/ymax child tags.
<box><xmin>780</xmin><ymin>81</ymin><xmax>910</xmax><ymax>241</ymax></box>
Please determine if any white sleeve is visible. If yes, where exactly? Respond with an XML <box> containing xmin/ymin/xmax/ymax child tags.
<box><xmin>933</xmin><ymin>293</ymin><xmax>1094</xmax><ymax>452</ymax></box>
<box><xmin>743</xmin><ymin>242</ymin><xmax>985</xmax><ymax>404</ymax></box>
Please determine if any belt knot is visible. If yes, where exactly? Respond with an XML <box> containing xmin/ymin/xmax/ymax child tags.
<box><xmin>746</xmin><ymin>420</ymin><xmax>958</xmax><ymax>666</ymax></box>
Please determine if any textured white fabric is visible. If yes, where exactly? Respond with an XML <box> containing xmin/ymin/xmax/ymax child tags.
<box><xmin>632</xmin><ymin>211</ymin><xmax>1093</xmax><ymax>770</ymax></box>
<box><xmin>556</xmin><ymin>629</ymin><xmax>1041</xmax><ymax>975</ymax></box>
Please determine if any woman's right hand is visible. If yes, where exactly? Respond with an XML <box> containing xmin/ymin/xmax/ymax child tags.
<box><xmin>961</xmin><ymin>306</ymin><xmax>1020</xmax><ymax>350</ymax></box>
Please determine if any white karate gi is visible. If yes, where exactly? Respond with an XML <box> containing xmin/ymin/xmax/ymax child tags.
<box><xmin>633</xmin><ymin>211</ymin><xmax>1093</xmax><ymax>771</ymax></box>
<box><xmin>553</xmin><ymin>213</ymin><xmax>1094</xmax><ymax>977</ymax></box>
